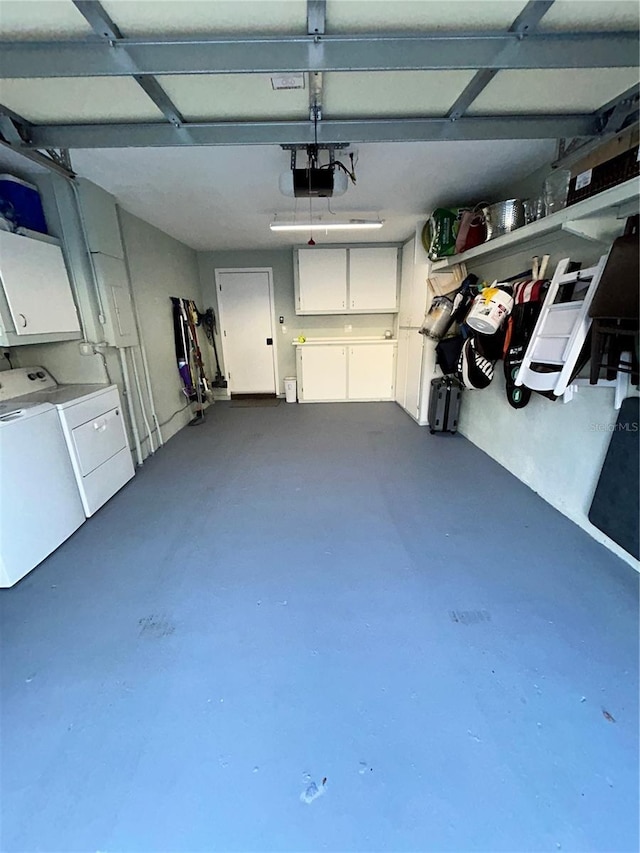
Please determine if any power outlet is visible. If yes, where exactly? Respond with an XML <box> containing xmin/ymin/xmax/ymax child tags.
<box><xmin>344</xmin><ymin>324</ymin><xmax>353</xmax><ymax>332</ymax></box>
<box><xmin>79</xmin><ymin>342</ymin><xmax>94</xmax><ymax>356</ymax></box>
<box><xmin>281</xmin><ymin>325</ymin><xmax>287</xmax><ymax>333</ymax></box>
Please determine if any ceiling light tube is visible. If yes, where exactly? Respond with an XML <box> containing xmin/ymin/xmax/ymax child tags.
<box><xmin>270</xmin><ymin>220</ymin><xmax>383</xmax><ymax>232</ymax></box>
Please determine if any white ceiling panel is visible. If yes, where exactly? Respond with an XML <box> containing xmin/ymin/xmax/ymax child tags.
<box><xmin>161</xmin><ymin>74</ymin><xmax>309</xmax><ymax>121</ymax></box>
<box><xmin>540</xmin><ymin>0</ymin><xmax>640</xmax><ymax>31</ymax></box>
<box><xmin>324</xmin><ymin>71</ymin><xmax>475</xmax><ymax>118</ymax></box>
<box><xmin>326</xmin><ymin>1</ymin><xmax>527</xmax><ymax>32</ymax></box>
<box><xmin>101</xmin><ymin>0</ymin><xmax>307</xmax><ymax>36</ymax></box>
<box><xmin>0</xmin><ymin>77</ymin><xmax>164</xmax><ymax>122</ymax></box>
<box><xmin>70</xmin><ymin>139</ymin><xmax>556</xmax><ymax>251</ymax></box>
<box><xmin>468</xmin><ymin>67</ymin><xmax>640</xmax><ymax>115</ymax></box>
<box><xmin>0</xmin><ymin>0</ymin><xmax>91</xmax><ymax>39</ymax></box>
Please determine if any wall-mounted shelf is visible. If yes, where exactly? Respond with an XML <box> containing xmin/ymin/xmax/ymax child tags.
<box><xmin>432</xmin><ymin>179</ymin><xmax>639</xmax><ymax>270</ymax></box>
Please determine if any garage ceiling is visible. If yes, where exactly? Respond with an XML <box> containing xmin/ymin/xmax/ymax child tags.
<box><xmin>0</xmin><ymin>0</ymin><xmax>638</xmax><ymax>250</ymax></box>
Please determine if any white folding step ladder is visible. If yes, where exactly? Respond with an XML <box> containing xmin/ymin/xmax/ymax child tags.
<box><xmin>514</xmin><ymin>253</ymin><xmax>608</xmax><ymax>397</ymax></box>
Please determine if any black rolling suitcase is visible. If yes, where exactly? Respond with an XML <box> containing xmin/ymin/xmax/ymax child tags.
<box><xmin>428</xmin><ymin>377</ymin><xmax>462</xmax><ymax>434</ymax></box>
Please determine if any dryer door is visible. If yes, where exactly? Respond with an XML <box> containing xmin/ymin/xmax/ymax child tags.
<box><xmin>71</xmin><ymin>407</ymin><xmax>127</xmax><ymax>476</ymax></box>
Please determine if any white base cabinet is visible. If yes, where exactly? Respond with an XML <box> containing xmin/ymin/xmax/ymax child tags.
<box><xmin>395</xmin><ymin>330</ymin><xmax>438</xmax><ymax>425</ymax></box>
<box><xmin>296</xmin><ymin>344</ymin><xmax>347</xmax><ymax>401</ymax></box>
<box><xmin>297</xmin><ymin>341</ymin><xmax>396</xmax><ymax>402</ymax></box>
<box><xmin>347</xmin><ymin>343</ymin><xmax>396</xmax><ymax>400</ymax></box>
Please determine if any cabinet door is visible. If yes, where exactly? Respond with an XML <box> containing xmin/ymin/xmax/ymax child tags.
<box><xmin>417</xmin><ymin>339</ymin><xmax>438</xmax><ymax>425</ymax></box>
<box><xmin>298</xmin><ymin>345</ymin><xmax>347</xmax><ymax>401</ymax></box>
<box><xmin>296</xmin><ymin>248</ymin><xmax>347</xmax><ymax>313</ymax></box>
<box><xmin>398</xmin><ymin>239</ymin><xmax>415</xmax><ymax>327</ymax></box>
<box><xmin>409</xmin><ymin>231</ymin><xmax>431</xmax><ymax>327</ymax></box>
<box><xmin>395</xmin><ymin>328</ymin><xmax>409</xmax><ymax>407</ymax></box>
<box><xmin>348</xmin><ymin>344</ymin><xmax>395</xmax><ymax>401</ymax></box>
<box><xmin>349</xmin><ymin>247</ymin><xmax>398</xmax><ymax>312</ymax></box>
<box><xmin>405</xmin><ymin>331</ymin><xmax>425</xmax><ymax>420</ymax></box>
<box><xmin>92</xmin><ymin>254</ymin><xmax>139</xmax><ymax>347</ymax></box>
<box><xmin>0</xmin><ymin>231</ymin><xmax>80</xmax><ymax>335</ymax></box>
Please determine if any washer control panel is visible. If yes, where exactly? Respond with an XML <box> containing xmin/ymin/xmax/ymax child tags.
<box><xmin>0</xmin><ymin>366</ymin><xmax>57</xmax><ymax>402</ymax></box>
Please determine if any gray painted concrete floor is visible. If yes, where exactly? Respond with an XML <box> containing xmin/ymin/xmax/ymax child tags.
<box><xmin>1</xmin><ymin>402</ymin><xmax>638</xmax><ymax>853</ymax></box>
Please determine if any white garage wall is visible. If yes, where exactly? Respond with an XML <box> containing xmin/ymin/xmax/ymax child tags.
<box><xmin>118</xmin><ymin>208</ymin><xmax>212</xmax><ymax>448</ymax></box>
<box><xmin>458</xmin><ymin>236</ymin><xmax>639</xmax><ymax>571</ymax></box>
<box><xmin>198</xmin><ymin>248</ymin><xmax>396</xmax><ymax>393</ymax></box>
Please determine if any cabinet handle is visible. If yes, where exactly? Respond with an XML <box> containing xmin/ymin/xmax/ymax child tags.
<box><xmin>18</xmin><ymin>313</ymin><xmax>27</xmax><ymax>328</ymax></box>
<box><xmin>352</xmin><ymin>300</ymin><xmax>355</xmax><ymax>308</ymax></box>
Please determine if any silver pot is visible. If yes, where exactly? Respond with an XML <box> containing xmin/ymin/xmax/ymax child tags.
<box><xmin>482</xmin><ymin>199</ymin><xmax>525</xmax><ymax>241</ymax></box>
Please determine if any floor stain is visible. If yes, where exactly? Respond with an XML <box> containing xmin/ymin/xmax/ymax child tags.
<box><xmin>300</xmin><ymin>778</ymin><xmax>326</xmax><ymax>804</ymax></box>
<box><xmin>449</xmin><ymin>610</ymin><xmax>491</xmax><ymax>624</ymax></box>
<box><xmin>602</xmin><ymin>710</ymin><xmax>616</xmax><ymax>723</ymax></box>
<box><xmin>138</xmin><ymin>614</ymin><xmax>175</xmax><ymax>638</ymax></box>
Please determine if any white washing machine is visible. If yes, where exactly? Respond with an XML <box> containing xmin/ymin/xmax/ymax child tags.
<box><xmin>0</xmin><ymin>398</ymin><xmax>86</xmax><ymax>587</ymax></box>
<box><xmin>1</xmin><ymin>368</ymin><xmax>135</xmax><ymax>517</ymax></box>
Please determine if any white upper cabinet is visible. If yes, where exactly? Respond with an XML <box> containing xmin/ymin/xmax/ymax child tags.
<box><xmin>296</xmin><ymin>248</ymin><xmax>347</xmax><ymax>313</ymax></box>
<box><xmin>398</xmin><ymin>235</ymin><xmax>430</xmax><ymax>327</ymax></box>
<box><xmin>295</xmin><ymin>246</ymin><xmax>399</xmax><ymax>314</ymax></box>
<box><xmin>398</xmin><ymin>238</ymin><xmax>416</xmax><ymax>327</ymax></box>
<box><xmin>348</xmin><ymin>247</ymin><xmax>399</xmax><ymax>312</ymax></box>
<box><xmin>0</xmin><ymin>231</ymin><xmax>80</xmax><ymax>344</ymax></box>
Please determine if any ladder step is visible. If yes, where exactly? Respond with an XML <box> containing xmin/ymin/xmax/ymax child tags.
<box><xmin>548</xmin><ymin>301</ymin><xmax>585</xmax><ymax>311</ymax></box>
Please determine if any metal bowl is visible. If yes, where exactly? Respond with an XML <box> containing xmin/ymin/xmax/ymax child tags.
<box><xmin>482</xmin><ymin>199</ymin><xmax>525</xmax><ymax>241</ymax></box>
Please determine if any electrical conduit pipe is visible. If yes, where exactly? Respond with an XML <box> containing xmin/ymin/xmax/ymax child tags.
<box><xmin>119</xmin><ymin>347</ymin><xmax>143</xmax><ymax>467</ymax></box>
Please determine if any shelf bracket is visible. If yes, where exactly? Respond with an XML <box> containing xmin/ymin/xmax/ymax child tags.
<box><xmin>561</xmin><ymin>215</ymin><xmax>625</xmax><ymax>246</ymax></box>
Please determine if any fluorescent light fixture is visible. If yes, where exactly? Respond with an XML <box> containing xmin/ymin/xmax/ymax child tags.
<box><xmin>270</xmin><ymin>219</ymin><xmax>383</xmax><ymax>232</ymax></box>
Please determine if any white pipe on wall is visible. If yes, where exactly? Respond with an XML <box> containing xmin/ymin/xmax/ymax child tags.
<box><xmin>131</xmin><ymin>347</ymin><xmax>155</xmax><ymax>455</ymax></box>
<box><xmin>116</xmin><ymin>205</ymin><xmax>164</xmax><ymax>448</ymax></box>
<box><xmin>139</xmin><ymin>337</ymin><xmax>164</xmax><ymax>446</ymax></box>
<box><xmin>119</xmin><ymin>347</ymin><xmax>143</xmax><ymax>467</ymax></box>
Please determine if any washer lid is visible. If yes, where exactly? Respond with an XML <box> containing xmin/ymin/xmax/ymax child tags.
<box><xmin>4</xmin><ymin>383</ymin><xmax>115</xmax><ymax>409</ymax></box>
<box><xmin>0</xmin><ymin>400</ymin><xmax>54</xmax><ymax>424</ymax></box>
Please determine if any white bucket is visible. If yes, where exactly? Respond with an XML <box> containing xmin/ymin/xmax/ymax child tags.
<box><xmin>284</xmin><ymin>377</ymin><xmax>297</xmax><ymax>403</ymax></box>
<box><xmin>466</xmin><ymin>288</ymin><xmax>513</xmax><ymax>334</ymax></box>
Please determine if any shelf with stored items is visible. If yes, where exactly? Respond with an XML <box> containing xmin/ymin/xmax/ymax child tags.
<box><xmin>431</xmin><ymin>178</ymin><xmax>639</xmax><ymax>271</ymax></box>
<box><xmin>294</xmin><ymin>245</ymin><xmax>400</xmax><ymax>315</ymax></box>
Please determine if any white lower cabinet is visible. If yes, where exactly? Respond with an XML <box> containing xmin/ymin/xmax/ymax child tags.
<box><xmin>396</xmin><ymin>329</ymin><xmax>438</xmax><ymax>425</ymax></box>
<box><xmin>297</xmin><ymin>342</ymin><xmax>396</xmax><ymax>402</ymax></box>
<box><xmin>297</xmin><ymin>345</ymin><xmax>347</xmax><ymax>401</ymax></box>
<box><xmin>347</xmin><ymin>343</ymin><xmax>395</xmax><ymax>400</ymax></box>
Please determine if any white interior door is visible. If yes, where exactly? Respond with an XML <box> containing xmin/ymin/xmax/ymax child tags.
<box><xmin>216</xmin><ymin>269</ymin><xmax>277</xmax><ymax>394</ymax></box>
